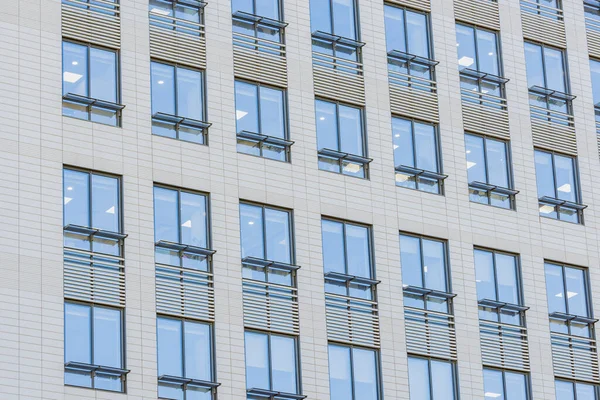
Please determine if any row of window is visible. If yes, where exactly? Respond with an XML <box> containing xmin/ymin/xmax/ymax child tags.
<box><xmin>62</xmin><ymin>167</ymin><xmax>599</xmax><ymax>398</ymax></box>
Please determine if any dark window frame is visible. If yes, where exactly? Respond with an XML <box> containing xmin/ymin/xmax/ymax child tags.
<box><xmin>149</xmin><ymin>0</ymin><xmax>207</xmax><ymax>31</ymax></box>
<box><xmin>483</xmin><ymin>367</ymin><xmax>532</xmax><ymax>400</ymax></box>
<box><xmin>407</xmin><ymin>355</ymin><xmax>459</xmax><ymax>400</ymax></box>
<box><xmin>327</xmin><ymin>342</ymin><xmax>382</xmax><ymax>400</ymax></box>
<box><xmin>555</xmin><ymin>379</ymin><xmax>600</xmax><ymax>400</ymax></box>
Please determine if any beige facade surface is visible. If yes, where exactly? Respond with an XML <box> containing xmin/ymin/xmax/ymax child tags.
<box><xmin>2</xmin><ymin>0</ymin><xmax>600</xmax><ymax>399</ymax></box>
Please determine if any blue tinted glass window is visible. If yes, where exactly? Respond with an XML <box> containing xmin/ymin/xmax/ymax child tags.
<box><xmin>64</xmin><ymin>169</ymin><xmax>90</xmax><ymax>228</ymax></box>
<box><xmin>63</xmin><ymin>42</ymin><xmax>88</xmax><ymax>97</ymax></box>
<box><xmin>591</xmin><ymin>59</ymin><xmax>600</xmax><ymax>107</ymax></box>
<box><xmin>154</xmin><ymin>187</ymin><xmax>179</xmax><ymax>243</ymax></box>
<box><xmin>408</xmin><ymin>357</ymin><xmax>456</xmax><ymax>400</ymax></box>
<box><xmin>329</xmin><ymin>344</ymin><xmax>379</xmax><ymax>400</ymax></box>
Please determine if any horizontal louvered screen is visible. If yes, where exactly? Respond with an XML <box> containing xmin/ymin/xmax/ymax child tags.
<box><xmin>405</xmin><ymin>307</ymin><xmax>457</xmax><ymax>360</ymax></box>
<box><xmin>587</xmin><ymin>24</ymin><xmax>600</xmax><ymax>58</ymax></box>
<box><xmin>480</xmin><ymin>320</ymin><xmax>530</xmax><ymax>372</ymax></box>
<box><xmin>454</xmin><ymin>0</ymin><xmax>500</xmax><ymax>30</ymax></box>
<box><xmin>389</xmin><ymin>84</ymin><xmax>439</xmax><ymax>123</ymax></box>
<box><xmin>520</xmin><ymin>1</ymin><xmax>566</xmax><ymax>48</ymax></box>
<box><xmin>462</xmin><ymin>97</ymin><xmax>510</xmax><ymax>140</ymax></box>
<box><xmin>64</xmin><ymin>248</ymin><xmax>125</xmax><ymax>307</ymax></box>
<box><xmin>386</xmin><ymin>0</ymin><xmax>430</xmax><ymax>12</ymax></box>
<box><xmin>233</xmin><ymin>36</ymin><xmax>287</xmax><ymax>88</ymax></box>
<box><xmin>325</xmin><ymin>294</ymin><xmax>380</xmax><ymax>348</ymax></box>
<box><xmin>62</xmin><ymin>0</ymin><xmax>120</xmax><ymax>49</ymax></box>
<box><xmin>313</xmin><ymin>59</ymin><xmax>365</xmax><ymax>106</ymax></box>
<box><xmin>242</xmin><ymin>279</ymin><xmax>299</xmax><ymax>335</ymax></box>
<box><xmin>531</xmin><ymin>116</ymin><xmax>577</xmax><ymax>155</ymax></box>
<box><xmin>551</xmin><ymin>332</ymin><xmax>600</xmax><ymax>384</ymax></box>
<box><xmin>155</xmin><ymin>264</ymin><xmax>215</xmax><ymax>321</ymax></box>
<box><xmin>149</xmin><ymin>21</ymin><xmax>206</xmax><ymax>69</ymax></box>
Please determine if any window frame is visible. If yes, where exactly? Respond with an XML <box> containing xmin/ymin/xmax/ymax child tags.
<box><xmin>392</xmin><ymin>116</ymin><xmax>446</xmax><ymax>194</ymax></box>
<box><xmin>149</xmin><ymin>0</ymin><xmax>206</xmax><ymax>29</ymax></box>
<box><xmin>465</xmin><ymin>133</ymin><xmax>517</xmax><ymax>209</ymax></box>
<box><xmin>555</xmin><ymin>379</ymin><xmax>600</xmax><ymax>400</ymax></box>
<box><xmin>383</xmin><ymin>3</ymin><xmax>433</xmax><ymax>59</ymax></box>
<box><xmin>244</xmin><ymin>329</ymin><xmax>302</xmax><ymax>397</ymax></box>
<box><xmin>234</xmin><ymin>79</ymin><xmax>292</xmax><ymax>162</ymax></box>
<box><xmin>150</xmin><ymin>60</ymin><xmax>210</xmax><ymax>145</ymax></box>
<box><xmin>327</xmin><ymin>343</ymin><xmax>382</xmax><ymax>400</ymax></box>
<box><xmin>315</xmin><ymin>99</ymin><xmax>371</xmax><ymax>179</ymax></box>
<box><xmin>407</xmin><ymin>355</ymin><xmax>459</xmax><ymax>400</ymax></box>
<box><xmin>483</xmin><ymin>367</ymin><xmax>532</xmax><ymax>400</ymax></box>
<box><xmin>64</xmin><ymin>300</ymin><xmax>127</xmax><ymax>392</ymax></box>
<box><xmin>534</xmin><ymin>149</ymin><xmax>585</xmax><ymax>224</ymax></box>
<box><xmin>156</xmin><ymin>315</ymin><xmax>218</xmax><ymax>399</ymax></box>
<box><xmin>62</xmin><ymin>40</ymin><xmax>123</xmax><ymax>126</ymax></box>
<box><xmin>311</xmin><ymin>0</ymin><xmax>360</xmax><ymax>41</ymax></box>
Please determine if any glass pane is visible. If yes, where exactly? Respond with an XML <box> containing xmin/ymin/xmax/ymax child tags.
<box><xmin>63</xmin><ymin>42</ymin><xmax>88</xmax><ymax>97</ymax></box>
<box><xmin>186</xmin><ymin>386</ymin><xmax>212</xmax><ymax>400</ymax></box>
<box><xmin>486</xmin><ymin>138</ymin><xmax>509</xmax><ymax>188</ymax></box>
<box><xmin>177</xmin><ymin>67</ymin><xmax>203</xmax><ymax>120</ymax></box>
<box><xmin>392</xmin><ymin>117</ymin><xmax>415</xmax><ymax>168</ymax></box>
<box><xmin>310</xmin><ymin>0</ymin><xmax>331</xmax><ymax>34</ymax></box>
<box><xmin>180</xmin><ymin>192</ymin><xmax>207</xmax><ymax>248</ymax></box>
<box><xmin>431</xmin><ymin>360</ymin><xmax>455</xmax><ymax>400</ymax></box>
<box><xmin>316</xmin><ymin>100</ymin><xmax>339</xmax><ymax>151</ymax></box>
<box><xmin>151</xmin><ymin>62</ymin><xmax>175</xmax><ymax>116</ymax></box>
<box><xmin>235</xmin><ymin>81</ymin><xmax>259</xmax><ymax>134</ymax></box>
<box><xmin>456</xmin><ymin>24</ymin><xmax>476</xmax><ymax>70</ymax></box>
<box><xmin>400</xmin><ymin>235</ymin><xmax>423</xmax><ymax>288</ymax></box>
<box><xmin>91</xmin><ymin>174</ymin><xmax>119</xmax><ymax>232</ymax></box>
<box><xmin>328</xmin><ymin>345</ymin><xmax>352</xmax><ymax>400</ymax></box>
<box><xmin>65</xmin><ymin>303</ymin><xmax>91</xmax><ymax>364</ymax></box>
<box><xmin>260</xmin><ymin>86</ymin><xmax>285</xmax><ymax>139</ymax></box>
<box><xmin>158</xmin><ymin>382</ymin><xmax>184</xmax><ymax>400</ymax></box>
<box><xmin>476</xmin><ymin>29</ymin><xmax>499</xmax><ymax>75</ymax></box>
<box><xmin>184</xmin><ymin>321</ymin><xmax>212</xmax><ymax>381</ymax></box>
<box><xmin>408</xmin><ymin>357</ymin><xmax>431</xmax><ymax>400</ymax></box>
<box><xmin>322</xmin><ymin>220</ymin><xmax>345</xmax><ymax>274</ymax></box>
<box><xmin>175</xmin><ymin>3</ymin><xmax>200</xmax><ymax>24</ymax></box>
<box><xmin>534</xmin><ymin>150</ymin><xmax>556</xmax><ymax>198</ymax></box>
<box><xmin>154</xmin><ymin>187</ymin><xmax>179</xmax><ymax>243</ymax></box>
<box><xmin>565</xmin><ymin>267</ymin><xmax>588</xmax><ymax>317</ymax></box>
<box><xmin>93</xmin><ymin>307</ymin><xmax>121</xmax><ymax>368</ymax></box>
<box><xmin>271</xmin><ymin>335</ymin><xmax>297</xmax><ymax>394</ymax></box>
<box><xmin>90</xmin><ymin>47</ymin><xmax>117</xmax><ymax>103</ymax></box>
<box><xmin>406</xmin><ymin>10</ymin><xmax>429</xmax><ymax>58</ymax></box>
<box><xmin>256</xmin><ymin>0</ymin><xmax>280</xmax><ymax>20</ymax></box>
<box><xmin>555</xmin><ymin>380</ymin><xmax>575</xmax><ymax>400</ymax></box>
<box><xmin>576</xmin><ymin>383</ymin><xmax>597</xmax><ymax>400</ymax></box>
<box><xmin>544</xmin><ymin>47</ymin><xmax>566</xmax><ymax>92</ymax></box>
<box><xmin>474</xmin><ymin>249</ymin><xmax>495</xmax><ymax>301</ymax></box>
<box><xmin>346</xmin><ymin>224</ymin><xmax>371</xmax><ymax>278</ymax></box>
<box><xmin>157</xmin><ymin>317</ymin><xmax>183</xmax><ymax>377</ymax></box>
<box><xmin>64</xmin><ymin>169</ymin><xmax>90</xmax><ymax>227</ymax></box>
<box><xmin>554</xmin><ymin>155</ymin><xmax>577</xmax><ymax>203</ymax></box>
<box><xmin>465</xmin><ymin>134</ymin><xmax>486</xmax><ymax>184</ymax></box>
<box><xmin>353</xmin><ymin>348</ymin><xmax>378</xmax><ymax>400</ymax></box>
<box><xmin>590</xmin><ymin>59</ymin><xmax>600</xmax><ymax>107</ymax></box>
<box><xmin>414</xmin><ymin>122</ymin><xmax>437</xmax><ymax>172</ymax></box>
<box><xmin>545</xmin><ymin>263</ymin><xmax>566</xmax><ymax>314</ymax></box>
<box><xmin>483</xmin><ymin>369</ymin><xmax>505</xmax><ymax>400</ymax></box>
<box><xmin>265</xmin><ymin>208</ymin><xmax>291</xmax><ymax>264</ymax></box>
<box><xmin>240</xmin><ymin>204</ymin><xmax>265</xmax><ymax>261</ymax></box>
<box><xmin>384</xmin><ymin>5</ymin><xmax>406</xmax><ymax>53</ymax></box>
<box><xmin>496</xmin><ymin>253</ymin><xmax>519</xmax><ymax>305</ymax></box>
<box><xmin>505</xmin><ymin>371</ymin><xmax>528</xmax><ymax>400</ymax></box>
<box><xmin>422</xmin><ymin>239</ymin><xmax>447</xmax><ymax>292</ymax></box>
<box><xmin>232</xmin><ymin>0</ymin><xmax>253</xmax><ymax>13</ymax></box>
<box><xmin>524</xmin><ymin>42</ymin><xmax>544</xmax><ymax>88</ymax></box>
<box><xmin>149</xmin><ymin>0</ymin><xmax>173</xmax><ymax>16</ymax></box>
<box><xmin>245</xmin><ymin>331</ymin><xmax>269</xmax><ymax>390</ymax></box>
<box><xmin>332</xmin><ymin>0</ymin><xmax>356</xmax><ymax>39</ymax></box>
<box><xmin>339</xmin><ymin>105</ymin><xmax>363</xmax><ymax>156</ymax></box>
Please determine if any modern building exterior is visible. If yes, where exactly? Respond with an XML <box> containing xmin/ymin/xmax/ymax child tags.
<box><xmin>4</xmin><ymin>0</ymin><xmax>600</xmax><ymax>399</ymax></box>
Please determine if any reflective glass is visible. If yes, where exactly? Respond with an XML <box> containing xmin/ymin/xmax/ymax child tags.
<box><xmin>271</xmin><ymin>335</ymin><xmax>297</xmax><ymax>393</ymax></box>
<box><xmin>235</xmin><ymin>81</ymin><xmax>259</xmax><ymax>134</ymax></box>
<box><xmin>474</xmin><ymin>249</ymin><xmax>495</xmax><ymax>301</ymax></box>
<box><xmin>384</xmin><ymin>5</ymin><xmax>406</xmax><ymax>53</ymax></box>
<box><xmin>346</xmin><ymin>224</ymin><xmax>370</xmax><ymax>278</ymax></box>
<box><xmin>496</xmin><ymin>253</ymin><xmax>519</xmax><ymax>305</ymax></box>
<box><xmin>154</xmin><ymin>187</ymin><xmax>179</xmax><ymax>243</ymax></box>
<box><xmin>483</xmin><ymin>369</ymin><xmax>504</xmax><ymax>400</ymax></box>
<box><xmin>486</xmin><ymin>138</ymin><xmax>509</xmax><ymax>188</ymax></box>
<box><xmin>329</xmin><ymin>345</ymin><xmax>352</xmax><ymax>400</ymax></box>
<box><xmin>544</xmin><ymin>47</ymin><xmax>566</xmax><ymax>93</ymax></box>
<box><xmin>157</xmin><ymin>317</ymin><xmax>183</xmax><ymax>377</ymax></box>
<box><xmin>353</xmin><ymin>348</ymin><xmax>378</xmax><ymax>400</ymax></box>
<box><xmin>265</xmin><ymin>208</ymin><xmax>291</xmax><ymax>264</ymax></box>
<box><xmin>90</xmin><ymin>47</ymin><xmax>117</xmax><ymax>103</ymax></box>
<box><xmin>245</xmin><ymin>331</ymin><xmax>269</xmax><ymax>390</ymax></box>
<box><xmin>456</xmin><ymin>24</ymin><xmax>476</xmax><ymax>70</ymax></box>
<box><xmin>184</xmin><ymin>321</ymin><xmax>211</xmax><ymax>381</ymax></box>
<box><xmin>505</xmin><ymin>371</ymin><xmax>528</xmax><ymax>400</ymax></box>
<box><xmin>177</xmin><ymin>67</ymin><xmax>203</xmax><ymax>120</ymax></box>
<box><xmin>310</xmin><ymin>0</ymin><xmax>331</xmax><ymax>34</ymax></box>
<box><xmin>565</xmin><ymin>267</ymin><xmax>588</xmax><ymax>317</ymax></box>
<box><xmin>63</xmin><ymin>42</ymin><xmax>88</xmax><ymax>97</ymax></box>
<box><xmin>65</xmin><ymin>303</ymin><xmax>91</xmax><ymax>364</ymax></box>
<box><xmin>93</xmin><ymin>306</ymin><xmax>121</xmax><ymax>368</ymax></box>
<box><xmin>408</xmin><ymin>357</ymin><xmax>431</xmax><ymax>400</ymax></box>
<box><xmin>392</xmin><ymin>117</ymin><xmax>414</xmax><ymax>168</ymax></box>
<box><xmin>64</xmin><ymin>169</ymin><xmax>90</xmax><ymax>227</ymax></box>
<box><xmin>332</xmin><ymin>0</ymin><xmax>357</xmax><ymax>39</ymax></box>
<box><xmin>554</xmin><ymin>154</ymin><xmax>576</xmax><ymax>203</ymax></box>
<box><xmin>260</xmin><ymin>86</ymin><xmax>285</xmax><ymax>139</ymax></box>
<box><xmin>339</xmin><ymin>105</ymin><xmax>363</xmax><ymax>156</ymax></box>
<box><xmin>524</xmin><ymin>43</ymin><xmax>545</xmax><ymax>88</ymax></box>
<box><xmin>316</xmin><ymin>100</ymin><xmax>338</xmax><ymax>151</ymax></box>
<box><xmin>91</xmin><ymin>174</ymin><xmax>119</xmax><ymax>232</ymax></box>
<box><xmin>422</xmin><ymin>239</ymin><xmax>446</xmax><ymax>292</ymax></box>
<box><xmin>240</xmin><ymin>204</ymin><xmax>265</xmax><ymax>261</ymax></box>
<box><xmin>576</xmin><ymin>383</ymin><xmax>597</xmax><ymax>400</ymax></box>
<box><xmin>555</xmin><ymin>380</ymin><xmax>575</xmax><ymax>400</ymax></box>
<box><xmin>414</xmin><ymin>122</ymin><xmax>438</xmax><ymax>173</ymax></box>
<box><xmin>232</xmin><ymin>0</ymin><xmax>253</xmax><ymax>13</ymax></box>
<box><xmin>256</xmin><ymin>0</ymin><xmax>280</xmax><ymax>20</ymax></box>
<box><xmin>431</xmin><ymin>360</ymin><xmax>455</xmax><ymax>400</ymax></box>
<box><xmin>476</xmin><ymin>28</ymin><xmax>499</xmax><ymax>75</ymax></box>
<box><xmin>406</xmin><ymin>11</ymin><xmax>429</xmax><ymax>58</ymax></box>
<box><xmin>399</xmin><ymin>235</ymin><xmax>423</xmax><ymax>288</ymax></box>
<box><xmin>534</xmin><ymin>150</ymin><xmax>556</xmax><ymax>199</ymax></box>
<box><xmin>180</xmin><ymin>192</ymin><xmax>207</xmax><ymax>248</ymax></box>
<box><xmin>590</xmin><ymin>59</ymin><xmax>600</xmax><ymax>107</ymax></box>
<box><xmin>322</xmin><ymin>220</ymin><xmax>345</xmax><ymax>275</ymax></box>
<box><xmin>545</xmin><ymin>263</ymin><xmax>566</xmax><ymax>314</ymax></box>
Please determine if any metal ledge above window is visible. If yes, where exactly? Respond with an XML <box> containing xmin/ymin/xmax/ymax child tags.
<box><xmin>550</xmin><ymin>312</ymin><xmax>598</xmax><ymax>325</ymax></box>
<box><xmin>247</xmin><ymin>388</ymin><xmax>307</xmax><ymax>400</ymax></box>
<box><xmin>155</xmin><ymin>240</ymin><xmax>216</xmax><ymax>258</ymax></box>
<box><xmin>478</xmin><ymin>298</ymin><xmax>529</xmax><ymax>314</ymax></box>
<box><xmin>65</xmin><ymin>361</ymin><xmax>129</xmax><ymax>378</ymax></box>
<box><xmin>403</xmin><ymin>285</ymin><xmax>456</xmax><ymax>300</ymax></box>
<box><xmin>395</xmin><ymin>165</ymin><xmax>447</xmax><ymax>182</ymax></box>
<box><xmin>325</xmin><ymin>271</ymin><xmax>380</xmax><ymax>287</ymax></box>
<box><xmin>242</xmin><ymin>256</ymin><xmax>300</xmax><ymax>272</ymax></box>
<box><xmin>64</xmin><ymin>224</ymin><xmax>127</xmax><ymax>241</ymax></box>
<box><xmin>311</xmin><ymin>30</ymin><xmax>365</xmax><ymax>48</ymax></box>
<box><xmin>232</xmin><ymin>11</ymin><xmax>288</xmax><ymax>29</ymax></box>
<box><xmin>469</xmin><ymin>181</ymin><xmax>519</xmax><ymax>197</ymax></box>
<box><xmin>158</xmin><ymin>375</ymin><xmax>220</xmax><ymax>390</ymax></box>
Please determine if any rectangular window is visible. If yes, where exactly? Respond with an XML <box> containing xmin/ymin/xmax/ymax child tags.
<box><xmin>474</xmin><ymin>249</ymin><xmax>525</xmax><ymax>325</ymax></box>
<box><xmin>156</xmin><ymin>317</ymin><xmax>216</xmax><ymax>399</ymax></box>
<box><xmin>64</xmin><ymin>302</ymin><xmax>126</xmax><ymax>392</ymax></box>
<box><xmin>245</xmin><ymin>331</ymin><xmax>300</xmax><ymax>398</ymax></box>
<box><xmin>524</xmin><ymin>42</ymin><xmax>573</xmax><ymax>122</ymax></box>
<box><xmin>520</xmin><ymin>0</ymin><xmax>562</xmax><ymax>20</ymax></box>
<box><xmin>545</xmin><ymin>262</ymin><xmax>594</xmax><ymax>338</ymax></box>
<box><xmin>465</xmin><ymin>133</ymin><xmax>516</xmax><ymax>209</ymax></box>
<box><xmin>322</xmin><ymin>219</ymin><xmax>376</xmax><ymax>300</ymax></box>
<box><xmin>315</xmin><ymin>99</ymin><xmax>370</xmax><ymax>178</ymax></box>
<box><xmin>408</xmin><ymin>357</ymin><xmax>457</xmax><ymax>400</ymax></box>
<box><xmin>149</xmin><ymin>0</ymin><xmax>204</xmax><ymax>34</ymax></box>
<box><xmin>232</xmin><ymin>0</ymin><xmax>285</xmax><ymax>51</ymax></box>
<box><xmin>534</xmin><ymin>149</ymin><xmax>585</xmax><ymax>223</ymax></box>
<box><xmin>328</xmin><ymin>344</ymin><xmax>380</xmax><ymax>400</ymax></box>
<box><xmin>585</xmin><ymin>1</ymin><xmax>600</xmax><ymax>28</ymax></box>
<box><xmin>153</xmin><ymin>186</ymin><xmax>213</xmax><ymax>269</ymax></box>
<box><xmin>555</xmin><ymin>380</ymin><xmax>598</xmax><ymax>400</ymax></box>
<box><xmin>151</xmin><ymin>61</ymin><xmax>209</xmax><ymax>144</ymax></box>
<box><xmin>484</xmin><ymin>369</ymin><xmax>530</xmax><ymax>400</ymax></box>
<box><xmin>235</xmin><ymin>81</ymin><xmax>291</xmax><ymax>162</ymax></box>
<box><xmin>456</xmin><ymin>23</ymin><xmax>507</xmax><ymax>105</ymax></box>
<box><xmin>62</xmin><ymin>41</ymin><xmax>122</xmax><ymax>126</ymax></box>
<box><xmin>63</xmin><ymin>168</ymin><xmax>123</xmax><ymax>255</ymax></box>
<box><xmin>399</xmin><ymin>233</ymin><xmax>452</xmax><ymax>312</ymax></box>
<box><xmin>392</xmin><ymin>117</ymin><xmax>445</xmax><ymax>194</ymax></box>
<box><xmin>590</xmin><ymin>59</ymin><xmax>600</xmax><ymax>126</ymax></box>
